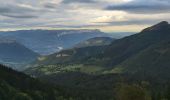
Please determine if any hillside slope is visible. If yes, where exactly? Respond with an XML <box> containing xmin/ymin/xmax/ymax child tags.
<box><xmin>24</xmin><ymin>21</ymin><xmax>170</xmax><ymax>100</ymax></box>
<box><xmin>26</xmin><ymin>21</ymin><xmax>170</xmax><ymax>82</ymax></box>
<box><xmin>112</xmin><ymin>39</ymin><xmax>170</xmax><ymax>80</ymax></box>
<box><xmin>86</xmin><ymin>21</ymin><xmax>170</xmax><ymax>67</ymax></box>
<box><xmin>0</xmin><ymin>38</ymin><xmax>39</xmax><ymax>70</ymax></box>
<box><xmin>32</xmin><ymin>37</ymin><xmax>114</xmax><ymax>65</ymax></box>
<box><xmin>0</xmin><ymin>64</ymin><xmax>68</xmax><ymax>100</ymax></box>
<box><xmin>74</xmin><ymin>37</ymin><xmax>114</xmax><ymax>48</ymax></box>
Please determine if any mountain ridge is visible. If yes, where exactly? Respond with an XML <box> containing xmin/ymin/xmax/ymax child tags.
<box><xmin>23</xmin><ymin>21</ymin><xmax>170</xmax><ymax>100</ymax></box>
<box><xmin>26</xmin><ymin>21</ymin><xmax>170</xmax><ymax>82</ymax></box>
<box><xmin>100</xmin><ymin>21</ymin><xmax>170</xmax><ymax>66</ymax></box>
<box><xmin>0</xmin><ymin>38</ymin><xmax>39</xmax><ymax>70</ymax></box>
<box><xmin>33</xmin><ymin>36</ymin><xmax>114</xmax><ymax>65</ymax></box>
<box><xmin>0</xmin><ymin>29</ymin><xmax>109</xmax><ymax>55</ymax></box>
<box><xmin>142</xmin><ymin>21</ymin><xmax>169</xmax><ymax>32</ymax></box>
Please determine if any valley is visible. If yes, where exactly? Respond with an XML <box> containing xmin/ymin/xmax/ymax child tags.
<box><xmin>0</xmin><ymin>0</ymin><xmax>170</xmax><ymax>99</ymax></box>
<box><xmin>1</xmin><ymin>22</ymin><xmax>170</xmax><ymax>100</ymax></box>
<box><xmin>0</xmin><ymin>29</ymin><xmax>110</xmax><ymax>55</ymax></box>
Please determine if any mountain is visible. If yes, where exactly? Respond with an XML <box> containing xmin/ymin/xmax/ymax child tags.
<box><xmin>33</xmin><ymin>37</ymin><xmax>115</xmax><ymax>65</ymax></box>
<box><xmin>0</xmin><ymin>29</ymin><xmax>109</xmax><ymax>55</ymax></box>
<box><xmin>25</xmin><ymin>37</ymin><xmax>115</xmax><ymax>77</ymax></box>
<box><xmin>74</xmin><ymin>37</ymin><xmax>114</xmax><ymax>48</ymax></box>
<box><xmin>94</xmin><ymin>21</ymin><xmax>170</xmax><ymax>80</ymax></box>
<box><xmin>0</xmin><ymin>38</ymin><xmax>39</xmax><ymax>70</ymax></box>
<box><xmin>24</xmin><ymin>21</ymin><xmax>170</xmax><ymax>100</ymax></box>
<box><xmin>112</xmin><ymin>35</ymin><xmax>170</xmax><ymax>80</ymax></box>
<box><xmin>25</xmin><ymin>37</ymin><xmax>114</xmax><ymax>75</ymax></box>
<box><xmin>26</xmin><ymin>21</ymin><xmax>170</xmax><ymax>81</ymax></box>
<box><xmin>109</xmin><ymin>21</ymin><xmax>170</xmax><ymax>81</ymax></box>
<box><xmin>33</xmin><ymin>21</ymin><xmax>170</xmax><ymax>68</ymax></box>
<box><xmin>90</xmin><ymin>21</ymin><xmax>170</xmax><ymax>67</ymax></box>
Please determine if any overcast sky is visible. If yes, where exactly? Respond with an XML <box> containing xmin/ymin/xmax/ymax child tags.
<box><xmin>0</xmin><ymin>0</ymin><xmax>170</xmax><ymax>32</ymax></box>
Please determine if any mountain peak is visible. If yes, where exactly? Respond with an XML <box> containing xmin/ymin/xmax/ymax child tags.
<box><xmin>154</xmin><ymin>21</ymin><xmax>169</xmax><ymax>27</ymax></box>
<box><xmin>142</xmin><ymin>21</ymin><xmax>169</xmax><ymax>32</ymax></box>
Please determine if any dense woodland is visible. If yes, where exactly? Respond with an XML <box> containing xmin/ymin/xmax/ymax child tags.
<box><xmin>1</xmin><ymin>64</ymin><xmax>170</xmax><ymax>100</ymax></box>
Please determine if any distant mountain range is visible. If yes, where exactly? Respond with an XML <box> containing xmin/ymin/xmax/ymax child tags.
<box><xmin>1</xmin><ymin>21</ymin><xmax>170</xmax><ymax>100</ymax></box>
<box><xmin>0</xmin><ymin>38</ymin><xmax>38</xmax><ymax>70</ymax></box>
<box><xmin>26</xmin><ymin>21</ymin><xmax>170</xmax><ymax>86</ymax></box>
<box><xmin>0</xmin><ymin>29</ymin><xmax>110</xmax><ymax>55</ymax></box>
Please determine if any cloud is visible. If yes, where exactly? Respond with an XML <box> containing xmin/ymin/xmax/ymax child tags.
<box><xmin>107</xmin><ymin>20</ymin><xmax>162</xmax><ymax>26</ymax></box>
<box><xmin>0</xmin><ymin>0</ymin><xmax>170</xmax><ymax>32</ymax></box>
<box><xmin>43</xmin><ymin>3</ymin><xmax>57</xmax><ymax>9</ymax></box>
<box><xmin>1</xmin><ymin>14</ymin><xmax>37</xmax><ymax>19</ymax></box>
<box><xmin>91</xmin><ymin>12</ymin><xmax>170</xmax><ymax>27</ymax></box>
<box><xmin>105</xmin><ymin>0</ymin><xmax>170</xmax><ymax>14</ymax></box>
<box><xmin>62</xmin><ymin>0</ymin><xmax>96</xmax><ymax>4</ymax></box>
<box><xmin>96</xmin><ymin>18</ymin><xmax>170</xmax><ymax>26</ymax></box>
<box><xmin>91</xmin><ymin>15</ymin><xmax>128</xmax><ymax>23</ymax></box>
<box><xmin>0</xmin><ymin>4</ymin><xmax>39</xmax><ymax>18</ymax></box>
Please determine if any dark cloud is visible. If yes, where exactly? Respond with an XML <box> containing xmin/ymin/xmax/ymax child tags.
<box><xmin>1</xmin><ymin>14</ymin><xmax>37</xmax><ymax>18</ymax></box>
<box><xmin>43</xmin><ymin>3</ymin><xmax>57</xmax><ymax>9</ymax></box>
<box><xmin>0</xmin><ymin>4</ymin><xmax>38</xmax><ymax>18</ymax></box>
<box><xmin>62</xmin><ymin>0</ymin><xmax>96</xmax><ymax>4</ymax></box>
<box><xmin>105</xmin><ymin>0</ymin><xmax>170</xmax><ymax>14</ymax></box>
<box><xmin>0</xmin><ymin>7</ymin><xmax>10</xmax><ymax>13</ymax></box>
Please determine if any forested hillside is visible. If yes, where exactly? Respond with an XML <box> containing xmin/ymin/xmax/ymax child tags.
<box><xmin>25</xmin><ymin>22</ymin><xmax>170</xmax><ymax>100</ymax></box>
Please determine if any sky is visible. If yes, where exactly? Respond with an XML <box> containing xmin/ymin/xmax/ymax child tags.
<box><xmin>0</xmin><ymin>0</ymin><xmax>170</xmax><ymax>32</ymax></box>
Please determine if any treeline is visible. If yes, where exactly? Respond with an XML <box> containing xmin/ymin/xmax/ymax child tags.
<box><xmin>1</xmin><ymin>64</ymin><xmax>170</xmax><ymax>100</ymax></box>
<box><xmin>0</xmin><ymin>64</ymin><xmax>74</xmax><ymax>100</ymax></box>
